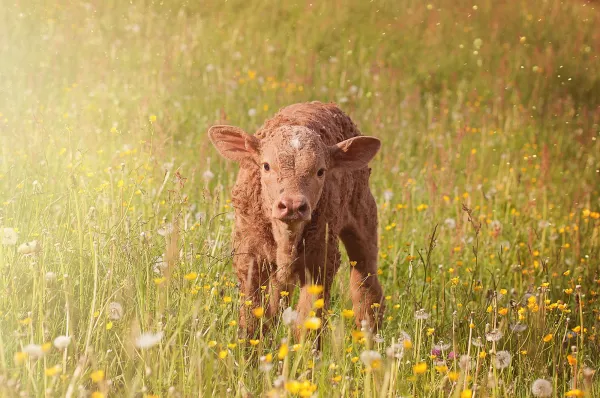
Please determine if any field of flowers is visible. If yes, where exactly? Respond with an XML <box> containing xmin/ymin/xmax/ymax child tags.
<box><xmin>1</xmin><ymin>0</ymin><xmax>600</xmax><ymax>397</ymax></box>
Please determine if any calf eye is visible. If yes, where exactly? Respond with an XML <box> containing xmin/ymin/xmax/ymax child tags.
<box><xmin>263</xmin><ymin>163</ymin><xmax>270</xmax><ymax>172</ymax></box>
<box><xmin>317</xmin><ymin>168</ymin><xmax>325</xmax><ymax>177</ymax></box>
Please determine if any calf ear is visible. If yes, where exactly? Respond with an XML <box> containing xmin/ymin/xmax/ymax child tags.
<box><xmin>329</xmin><ymin>136</ymin><xmax>381</xmax><ymax>170</ymax></box>
<box><xmin>208</xmin><ymin>125</ymin><xmax>260</xmax><ymax>162</ymax></box>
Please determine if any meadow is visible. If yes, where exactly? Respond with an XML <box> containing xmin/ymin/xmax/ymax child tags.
<box><xmin>1</xmin><ymin>0</ymin><xmax>600</xmax><ymax>396</ymax></box>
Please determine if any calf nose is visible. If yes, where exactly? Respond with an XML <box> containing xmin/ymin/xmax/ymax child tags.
<box><xmin>274</xmin><ymin>195</ymin><xmax>311</xmax><ymax>221</ymax></box>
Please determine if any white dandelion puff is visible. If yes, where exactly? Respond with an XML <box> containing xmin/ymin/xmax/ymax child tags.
<box><xmin>444</xmin><ymin>218</ymin><xmax>456</xmax><ymax>229</ymax></box>
<box><xmin>494</xmin><ymin>350</ymin><xmax>512</xmax><ymax>369</ymax></box>
<box><xmin>282</xmin><ymin>307</ymin><xmax>298</xmax><ymax>325</ymax></box>
<box><xmin>486</xmin><ymin>328</ymin><xmax>503</xmax><ymax>342</ymax></box>
<box><xmin>383</xmin><ymin>189</ymin><xmax>393</xmax><ymax>202</ymax></box>
<box><xmin>108</xmin><ymin>302</ymin><xmax>124</xmax><ymax>320</ymax></box>
<box><xmin>1</xmin><ymin>228</ymin><xmax>18</xmax><ymax>245</ymax></box>
<box><xmin>23</xmin><ymin>344</ymin><xmax>44</xmax><ymax>358</ymax></box>
<box><xmin>247</xmin><ymin>108</ymin><xmax>257</xmax><ymax>117</ymax></box>
<box><xmin>414</xmin><ymin>309</ymin><xmax>431</xmax><ymax>320</ymax></box>
<box><xmin>531</xmin><ymin>379</ymin><xmax>552</xmax><ymax>397</ymax></box>
<box><xmin>53</xmin><ymin>335</ymin><xmax>71</xmax><ymax>350</ymax></box>
<box><xmin>135</xmin><ymin>331</ymin><xmax>164</xmax><ymax>349</ymax></box>
<box><xmin>360</xmin><ymin>350</ymin><xmax>382</xmax><ymax>368</ymax></box>
<box><xmin>157</xmin><ymin>223</ymin><xmax>173</xmax><ymax>237</ymax></box>
<box><xmin>202</xmin><ymin>170</ymin><xmax>215</xmax><ymax>181</ymax></box>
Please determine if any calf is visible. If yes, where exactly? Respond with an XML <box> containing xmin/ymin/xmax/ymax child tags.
<box><xmin>208</xmin><ymin>102</ymin><xmax>384</xmax><ymax>338</ymax></box>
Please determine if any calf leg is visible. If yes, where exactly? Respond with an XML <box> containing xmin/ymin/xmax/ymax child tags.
<box><xmin>236</xmin><ymin>255</ymin><xmax>270</xmax><ymax>339</ymax></box>
<box><xmin>295</xmin><ymin>239</ymin><xmax>340</xmax><ymax>347</ymax></box>
<box><xmin>340</xmin><ymin>194</ymin><xmax>385</xmax><ymax>331</ymax></box>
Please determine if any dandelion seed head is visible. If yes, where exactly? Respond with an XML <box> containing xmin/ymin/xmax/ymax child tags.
<box><xmin>108</xmin><ymin>302</ymin><xmax>124</xmax><ymax>320</ymax></box>
<box><xmin>531</xmin><ymin>379</ymin><xmax>553</xmax><ymax>397</ymax></box>
<box><xmin>494</xmin><ymin>350</ymin><xmax>512</xmax><ymax>369</ymax></box>
<box><xmin>414</xmin><ymin>309</ymin><xmax>431</xmax><ymax>320</ymax></box>
<box><xmin>135</xmin><ymin>331</ymin><xmax>164</xmax><ymax>349</ymax></box>
<box><xmin>486</xmin><ymin>328</ymin><xmax>503</xmax><ymax>342</ymax></box>
<box><xmin>1</xmin><ymin>227</ymin><xmax>18</xmax><ymax>245</ymax></box>
<box><xmin>53</xmin><ymin>335</ymin><xmax>71</xmax><ymax>350</ymax></box>
<box><xmin>282</xmin><ymin>307</ymin><xmax>298</xmax><ymax>325</ymax></box>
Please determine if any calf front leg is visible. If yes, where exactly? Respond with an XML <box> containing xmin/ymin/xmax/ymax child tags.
<box><xmin>236</xmin><ymin>255</ymin><xmax>270</xmax><ymax>339</ymax></box>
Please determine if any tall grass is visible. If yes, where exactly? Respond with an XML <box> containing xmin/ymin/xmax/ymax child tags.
<box><xmin>0</xmin><ymin>0</ymin><xmax>599</xmax><ymax>396</ymax></box>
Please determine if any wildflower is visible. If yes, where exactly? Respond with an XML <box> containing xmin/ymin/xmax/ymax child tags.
<box><xmin>207</xmin><ymin>341</ymin><xmax>217</xmax><ymax>348</ymax></box>
<box><xmin>91</xmin><ymin>392</ymin><xmax>105</xmax><ymax>398</ymax></box>
<box><xmin>413</xmin><ymin>362</ymin><xmax>428</xmax><ymax>374</ymax></box>
<box><xmin>448</xmin><ymin>371</ymin><xmax>460</xmax><ymax>381</ymax></box>
<box><xmin>485</xmin><ymin>328</ymin><xmax>503</xmax><ymax>342</ymax></box>
<box><xmin>108</xmin><ymin>302</ymin><xmax>123</xmax><ymax>320</ymax></box>
<box><xmin>304</xmin><ymin>317</ymin><xmax>322</xmax><ymax>330</ymax></box>
<box><xmin>248</xmin><ymin>108</ymin><xmax>257</xmax><ymax>117</ymax></box>
<box><xmin>567</xmin><ymin>354</ymin><xmax>577</xmax><ymax>366</ymax></box>
<box><xmin>218</xmin><ymin>350</ymin><xmax>228</xmax><ymax>359</ymax></box>
<box><xmin>149</xmin><ymin>114</ymin><xmax>157</xmax><ymax>123</ymax></box>
<box><xmin>460</xmin><ymin>390</ymin><xmax>473</xmax><ymax>398</ymax></box>
<box><xmin>157</xmin><ymin>223</ymin><xmax>173</xmax><ymax>236</ymax></box>
<box><xmin>253</xmin><ymin>307</ymin><xmax>264</xmax><ymax>318</ymax></box>
<box><xmin>23</xmin><ymin>344</ymin><xmax>44</xmax><ymax>358</ymax></box>
<box><xmin>307</xmin><ymin>285</ymin><xmax>323</xmax><ymax>295</ymax></box>
<box><xmin>134</xmin><ymin>331</ymin><xmax>164</xmax><ymax>349</ymax></box>
<box><xmin>314</xmin><ymin>298</ymin><xmax>324</xmax><ymax>309</ymax></box>
<box><xmin>510</xmin><ymin>323</ymin><xmax>527</xmax><ymax>333</ymax></box>
<box><xmin>494</xmin><ymin>350</ymin><xmax>512</xmax><ymax>369</ymax></box>
<box><xmin>45</xmin><ymin>271</ymin><xmax>57</xmax><ymax>282</ymax></box>
<box><xmin>249</xmin><ymin>339</ymin><xmax>260</xmax><ymax>346</ymax></box>
<box><xmin>383</xmin><ymin>189</ymin><xmax>393</xmax><ymax>202</ymax></box>
<box><xmin>14</xmin><ymin>352</ymin><xmax>27</xmax><ymax>365</ymax></box>
<box><xmin>90</xmin><ymin>370</ymin><xmax>105</xmax><ymax>383</ymax></box>
<box><xmin>531</xmin><ymin>379</ymin><xmax>552</xmax><ymax>397</ymax></box>
<box><xmin>202</xmin><ymin>170</ymin><xmax>214</xmax><ymax>181</ymax></box>
<box><xmin>459</xmin><ymin>355</ymin><xmax>472</xmax><ymax>370</ymax></box>
<box><xmin>543</xmin><ymin>334</ymin><xmax>553</xmax><ymax>343</ymax></box>
<box><xmin>259</xmin><ymin>354</ymin><xmax>273</xmax><ymax>371</ymax></box>
<box><xmin>565</xmin><ymin>390</ymin><xmax>585</xmax><ymax>397</ymax></box>
<box><xmin>45</xmin><ymin>365</ymin><xmax>61</xmax><ymax>377</ymax></box>
<box><xmin>282</xmin><ymin>307</ymin><xmax>298</xmax><ymax>325</ymax></box>
<box><xmin>444</xmin><ymin>218</ymin><xmax>456</xmax><ymax>229</ymax></box>
<box><xmin>278</xmin><ymin>342</ymin><xmax>289</xmax><ymax>359</ymax></box>
<box><xmin>360</xmin><ymin>350</ymin><xmax>382</xmax><ymax>369</ymax></box>
<box><xmin>53</xmin><ymin>335</ymin><xmax>71</xmax><ymax>350</ymax></box>
<box><xmin>341</xmin><ymin>309</ymin><xmax>354</xmax><ymax>318</ymax></box>
<box><xmin>17</xmin><ymin>240</ymin><xmax>40</xmax><ymax>254</ymax></box>
<box><xmin>1</xmin><ymin>228</ymin><xmax>18</xmax><ymax>245</ymax></box>
<box><xmin>414</xmin><ymin>309</ymin><xmax>431</xmax><ymax>320</ymax></box>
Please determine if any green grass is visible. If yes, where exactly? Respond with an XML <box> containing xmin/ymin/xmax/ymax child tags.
<box><xmin>1</xmin><ymin>0</ymin><xmax>600</xmax><ymax>396</ymax></box>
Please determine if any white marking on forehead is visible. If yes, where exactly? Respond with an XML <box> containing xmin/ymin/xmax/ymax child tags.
<box><xmin>290</xmin><ymin>135</ymin><xmax>303</xmax><ymax>150</ymax></box>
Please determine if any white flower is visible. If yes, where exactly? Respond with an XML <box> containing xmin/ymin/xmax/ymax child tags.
<box><xmin>531</xmin><ymin>379</ymin><xmax>552</xmax><ymax>397</ymax></box>
<box><xmin>248</xmin><ymin>108</ymin><xmax>257</xmax><ymax>117</ymax></box>
<box><xmin>373</xmin><ymin>334</ymin><xmax>384</xmax><ymax>343</ymax></box>
<box><xmin>135</xmin><ymin>331</ymin><xmax>164</xmax><ymax>349</ymax></box>
<box><xmin>45</xmin><ymin>271</ymin><xmax>57</xmax><ymax>282</ymax></box>
<box><xmin>282</xmin><ymin>307</ymin><xmax>298</xmax><ymax>325</ymax></box>
<box><xmin>157</xmin><ymin>223</ymin><xmax>173</xmax><ymax>236</ymax></box>
<box><xmin>53</xmin><ymin>335</ymin><xmax>71</xmax><ymax>350</ymax></box>
<box><xmin>444</xmin><ymin>218</ymin><xmax>456</xmax><ymax>229</ymax></box>
<box><xmin>259</xmin><ymin>356</ymin><xmax>273</xmax><ymax>372</ymax></box>
<box><xmin>108</xmin><ymin>302</ymin><xmax>124</xmax><ymax>320</ymax></box>
<box><xmin>459</xmin><ymin>354</ymin><xmax>473</xmax><ymax>370</ymax></box>
<box><xmin>1</xmin><ymin>228</ymin><xmax>18</xmax><ymax>245</ymax></box>
<box><xmin>473</xmin><ymin>38</ymin><xmax>483</xmax><ymax>49</ymax></box>
<box><xmin>359</xmin><ymin>350</ymin><xmax>382</xmax><ymax>368</ymax></box>
<box><xmin>23</xmin><ymin>344</ymin><xmax>44</xmax><ymax>358</ymax></box>
<box><xmin>510</xmin><ymin>323</ymin><xmax>527</xmax><ymax>333</ymax></box>
<box><xmin>485</xmin><ymin>328</ymin><xmax>503</xmax><ymax>342</ymax></box>
<box><xmin>205</xmin><ymin>64</ymin><xmax>214</xmax><ymax>72</ymax></box>
<box><xmin>17</xmin><ymin>240</ymin><xmax>40</xmax><ymax>254</ymax></box>
<box><xmin>383</xmin><ymin>189</ymin><xmax>393</xmax><ymax>202</ymax></box>
<box><xmin>202</xmin><ymin>170</ymin><xmax>215</xmax><ymax>181</ymax></box>
<box><xmin>494</xmin><ymin>350</ymin><xmax>512</xmax><ymax>369</ymax></box>
<box><xmin>433</xmin><ymin>341</ymin><xmax>451</xmax><ymax>351</ymax></box>
<box><xmin>414</xmin><ymin>309</ymin><xmax>430</xmax><ymax>320</ymax></box>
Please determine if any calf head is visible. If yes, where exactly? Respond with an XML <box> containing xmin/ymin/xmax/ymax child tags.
<box><xmin>208</xmin><ymin>124</ymin><xmax>380</xmax><ymax>244</ymax></box>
